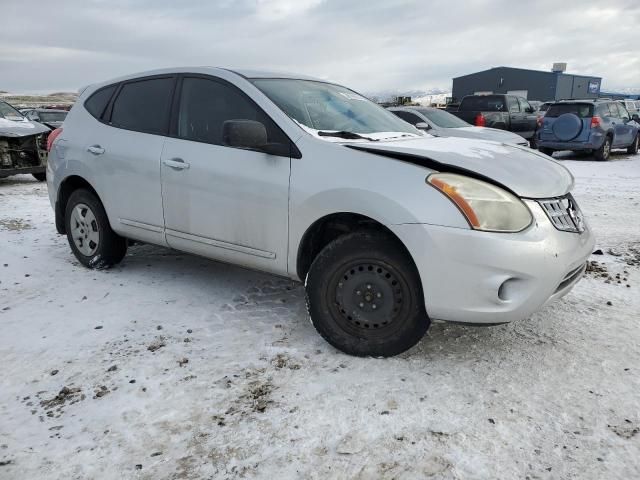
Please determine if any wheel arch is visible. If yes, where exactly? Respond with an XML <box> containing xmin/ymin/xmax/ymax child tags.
<box><xmin>294</xmin><ymin>211</ymin><xmax>416</xmax><ymax>282</ymax></box>
<box><xmin>55</xmin><ymin>175</ymin><xmax>100</xmax><ymax>234</ymax></box>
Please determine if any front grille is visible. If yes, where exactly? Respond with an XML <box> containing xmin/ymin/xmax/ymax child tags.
<box><xmin>538</xmin><ymin>194</ymin><xmax>585</xmax><ymax>233</ymax></box>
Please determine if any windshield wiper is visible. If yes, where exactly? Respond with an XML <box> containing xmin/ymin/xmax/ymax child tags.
<box><xmin>317</xmin><ymin>130</ymin><xmax>379</xmax><ymax>141</ymax></box>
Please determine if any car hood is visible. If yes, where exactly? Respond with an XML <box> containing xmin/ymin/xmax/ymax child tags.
<box><xmin>0</xmin><ymin>117</ymin><xmax>51</xmax><ymax>138</ymax></box>
<box><xmin>444</xmin><ymin>126</ymin><xmax>527</xmax><ymax>145</ymax></box>
<box><xmin>348</xmin><ymin>136</ymin><xmax>573</xmax><ymax>199</ymax></box>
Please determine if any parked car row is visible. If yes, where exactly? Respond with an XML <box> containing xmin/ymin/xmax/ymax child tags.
<box><xmin>388</xmin><ymin>106</ymin><xmax>530</xmax><ymax>146</ymax></box>
<box><xmin>432</xmin><ymin>94</ymin><xmax>640</xmax><ymax>160</ymax></box>
<box><xmin>444</xmin><ymin>94</ymin><xmax>539</xmax><ymax>145</ymax></box>
<box><xmin>45</xmin><ymin>67</ymin><xmax>595</xmax><ymax>357</ymax></box>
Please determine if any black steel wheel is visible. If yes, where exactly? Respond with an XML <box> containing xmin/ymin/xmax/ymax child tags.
<box><xmin>306</xmin><ymin>231</ymin><xmax>429</xmax><ymax>357</ymax></box>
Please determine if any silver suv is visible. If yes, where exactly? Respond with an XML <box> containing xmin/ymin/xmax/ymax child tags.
<box><xmin>47</xmin><ymin>67</ymin><xmax>595</xmax><ymax>357</ymax></box>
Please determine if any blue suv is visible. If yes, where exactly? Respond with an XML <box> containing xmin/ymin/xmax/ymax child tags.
<box><xmin>536</xmin><ymin>99</ymin><xmax>640</xmax><ymax>161</ymax></box>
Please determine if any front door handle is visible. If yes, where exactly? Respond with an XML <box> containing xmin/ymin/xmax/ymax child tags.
<box><xmin>163</xmin><ymin>158</ymin><xmax>190</xmax><ymax>170</ymax></box>
<box><xmin>87</xmin><ymin>145</ymin><xmax>105</xmax><ymax>155</ymax></box>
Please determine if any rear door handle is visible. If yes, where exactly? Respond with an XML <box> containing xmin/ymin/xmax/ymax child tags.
<box><xmin>87</xmin><ymin>145</ymin><xmax>105</xmax><ymax>155</ymax></box>
<box><xmin>163</xmin><ymin>158</ymin><xmax>190</xmax><ymax>170</ymax></box>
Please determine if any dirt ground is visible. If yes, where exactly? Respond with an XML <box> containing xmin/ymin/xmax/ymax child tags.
<box><xmin>1</xmin><ymin>151</ymin><xmax>639</xmax><ymax>479</ymax></box>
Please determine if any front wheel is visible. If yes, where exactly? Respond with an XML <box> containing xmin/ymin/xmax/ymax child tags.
<box><xmin>627</xmin><ymin>134</ymin><xmax>639</xmax><ymax>155</ymax></box>
<box><xmin>64</xmin><ymin>189</ymin><xmax>127</xmax><ymax>268</ymax></box>
<box><xmin>594</xmin><ymin>136</ymin><xmax>612</xmax><ymax>161</ymax></box>
<box><xmin>32</xmin><ymin>172</ymin><xmax>46</xmax><ymax>181</ymax></box>
<box><xmin>305</xmin><ymin>231</ymin><xmax>430</xmax><ymax>357</ymax></box>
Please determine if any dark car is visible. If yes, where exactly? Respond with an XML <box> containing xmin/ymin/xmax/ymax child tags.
<box><xmin>449</xmin><ymin>94</ymin><xmax>538</xmax><ymax>143</ymax></box>
<box><xmin>24</xmin><ymin>108</ymin><xmax>68</xmax><ymax>129</ymax></box>
<box><xmin>536</xmin><ymin>100</ymin><xmax>640</xmax><ymax>161</ymax></box>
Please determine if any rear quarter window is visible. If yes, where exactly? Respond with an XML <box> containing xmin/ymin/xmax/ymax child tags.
<box><xmin>545</xmin><ymin>104</ymin><xmax>594</xmax><ymax>118</ymax></box>
<box><xmin>85</xmin><ymin>84</ymin><xmax>117</xmax><ymax>120</ymax></box>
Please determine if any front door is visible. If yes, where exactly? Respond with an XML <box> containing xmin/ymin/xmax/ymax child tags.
<box><xmin>160</xmin><ymin>76</ymin><xmax>292</xmax><ymax>275</ymax></box>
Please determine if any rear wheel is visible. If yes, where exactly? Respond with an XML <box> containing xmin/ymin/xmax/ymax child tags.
<box><xmin>32</xmin><ymin>172</ymin><xmax>46</xmax><ymax>181</ymax></box>
<box><xmin>538</xmin><ymin>147</ymin><xmax>554</xmax><ymax>156</ymax></box>
<box><xmin>594</xmin><ymin>136</ymin><xmax>612</xmax><ymax>161</ymax></box>
<box><xmin>627</xmin><ymin>134</ymin><xmax>639</xmax><ymax>155</ymax></box>
<box><xmin>64</xmin><ymin>189</ymin><xmax>127</xmax><ymax>268</ymax></box>
<box><xmin>305</xmin><ymin>231</ymin><xmax>429</xmax><ymax>357</ymax></box>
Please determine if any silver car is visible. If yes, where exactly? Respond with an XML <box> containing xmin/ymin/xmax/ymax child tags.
<box><xmin>389</xmin><ymin>106</ymin><xmax>529</xmax><ymax>146</ymax></box>
<box><xmin>47</xmin><ymin>67</ymin><xmax>595</xmax><ymax>357</ymax></box>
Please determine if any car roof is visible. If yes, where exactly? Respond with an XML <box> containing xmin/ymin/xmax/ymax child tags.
<box><xmin>228</xmin><ymin>68</ymin><xmax>323</xmax><ymax>81</ymax></box>
<box><xmin>86</xmin><ymin>66</ymin><xmax>325</xmax><ymax>90</ymax></box>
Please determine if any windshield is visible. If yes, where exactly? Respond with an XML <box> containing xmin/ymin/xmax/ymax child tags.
<box><xmin>417</xmin><ymin>108</ymin><xmax>470</xmax><ymax>128</ymax></box>
<box><xmin>0</xmin><ymin>101</ymin><xmax>24</xmax><ymax>120</ymax></box>
<box><xmin>38</xmin><ymin>111</ymin><xmax>67</xmax><ymax>122</ymax></box>
<box><xmin>252</xmin><ymin>79</ymin><xmax>419</xmax><ymax>136</ymax></box>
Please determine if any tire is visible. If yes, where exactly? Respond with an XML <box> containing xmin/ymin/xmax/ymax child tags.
<box><xmin>305</xmin><ymin>231</ymin><xmax>430</xmax><ymax>357</ymax></box>
<box><xmin>64</xmin><ymin>189</ymin><xmax>127</xmax><ymax>268</ymax></box>
<box><xmin>594</xmin><ymin>136</ymin><xmax>612</xmax><ymax>161</ymax></box>
<box><xmin>627</xmin><ymin>134</ymin><xmax>639</xmax><ymax>155</ymax></box>
<box><xmin>538</xmin><ymin>147</ymin><xmax>554</xmax><ymax>156</ymax></box>
<box><xmin>32</xmin><ymin>172</ymin><xmax>46</xmax><ymax>181</ymax></box>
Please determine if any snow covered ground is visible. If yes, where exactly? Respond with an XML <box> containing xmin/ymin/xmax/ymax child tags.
<box><xmin>1</xmin><ymin>151</ymin><xmax>639</xmax><ymax>479</ymax></box>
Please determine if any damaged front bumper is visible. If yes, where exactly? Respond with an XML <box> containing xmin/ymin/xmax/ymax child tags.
<box><xmin>0</xmin><ymin>131</ymin><xmax>49</xmax><ymax>178</ymax></box>
<box><xmin>390</xmin><ymin>199</ymin><xmax>595</xmax><ymax>324</ymax></box>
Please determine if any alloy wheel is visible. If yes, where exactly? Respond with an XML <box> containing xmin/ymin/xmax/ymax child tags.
<box><xmin>70</xmin><ymin>203</ymin><xmax>100</xmax><ymax>256</ymax></box>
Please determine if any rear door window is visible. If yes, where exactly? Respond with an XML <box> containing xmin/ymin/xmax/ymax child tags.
<box><xmin>517</xmin><ymin>98</ymin><xmax>531</xmax><ymax>113</ymax></box>
<box><xmin>508</xmin><ymin>97</ymin><xmax>520</xmax><ymax>113</ymax></box>
<box><xmin>595</xmin><ymin>104</ymin><xmax>613</xmax><ymax>117</ymax></box>
<box><xmin>110</xmin><ymin>77</ymin><xmax>175</xmax><ymax>135</ymax></box>
<box><xmin>545</xmin><ymin>104</ymin><xmax>594</xmax><ymax>118</ymax></box>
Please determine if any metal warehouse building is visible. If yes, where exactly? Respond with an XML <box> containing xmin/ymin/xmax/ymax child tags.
<box><xmin>452</xmin><ymin>65</ymin><xmax>602</xmax><ymax>102</ymax></box>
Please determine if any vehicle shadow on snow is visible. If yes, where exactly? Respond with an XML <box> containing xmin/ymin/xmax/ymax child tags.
<box><xmin>552</xmin><ymin>150</ymin><xmax>633</xmax><ymax>162</ymax></box>
<box><xmin>111</xmin><ymin>243</ymin><xmax>559</xmax><ymax>360</ymax></box>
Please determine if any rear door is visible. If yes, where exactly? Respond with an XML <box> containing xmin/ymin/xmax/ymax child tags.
<box><xmin>86</xmin><ymin>76</ymin><xmax>175</xmax><ymax>245</ymax></box>
<box><xmin>517</xmin><ymin>98</ymin><xmax>538</xmax><ymax>139</ymax></box>
<box><xmin>507</xmin><ymin>96</ymin><xmax>526</xmax><ymax>135</ymax></box>
<box><xmin>160</xmin><ymin>75</ymin><xmax>292</xmax><ymax>275</ymax></box>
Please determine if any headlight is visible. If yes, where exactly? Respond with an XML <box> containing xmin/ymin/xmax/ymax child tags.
<box><xmin>427</xmin><ymin>173</ymin><xmax>532</xmax><ymax>232</ymax></box>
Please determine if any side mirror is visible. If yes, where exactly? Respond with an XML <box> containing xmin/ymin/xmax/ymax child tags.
<box><xmin>526</xmin><ymin>107</ymin><xmax>535</xmax><ymax>113</ymax></box>
<box><xmin>222</xmin><ymin>119</ymin><xmax>290</xmax><ymax>156</ymax></box>
<box><xmin>631</xmin><ymin>114</ymin><xmax>639</xmax><ymax>123</ymax></box>
<box><xmin>223</xmin><ymin>119</ymin><xmax>267</xmax><ymax>148</ymax></box>
<box><xmin>415</xmin><ymin>122</ymin><xmax>432</xmax><ymax>131</ymax></box>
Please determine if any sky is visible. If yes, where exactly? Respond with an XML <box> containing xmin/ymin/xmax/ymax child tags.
<box><xmin>1</xmin><ymin>0</ymin><xmax>639</xmax><ymax>95</ymax></box>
